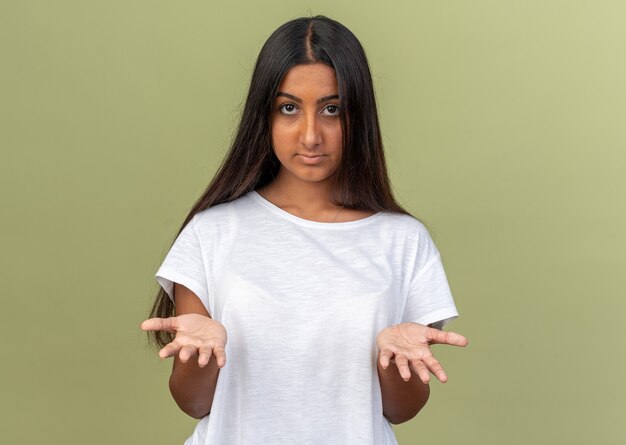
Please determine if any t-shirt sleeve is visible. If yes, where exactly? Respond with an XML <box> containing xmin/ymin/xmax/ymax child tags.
<box><xmin>155</xmin><ymin>215</ymin><xmax>210</xmax><ymax>311</ymax></box>
<box><xmin>401</xmin><ymin>224</ymin><xmax>459</xmax><ymax>329</ymax></box>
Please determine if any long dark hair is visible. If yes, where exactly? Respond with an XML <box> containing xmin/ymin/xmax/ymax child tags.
<box><xmin>147</xmin><ymin>15</ymin><xmax>426</xmax><ymax>348</ymax></box>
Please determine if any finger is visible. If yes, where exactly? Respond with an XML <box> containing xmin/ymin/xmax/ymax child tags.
<box><xmin>212</xmin><ymin>344</ymin><xmax>227</xmax><ymax>368</ymax></box>
<box><xmin>159</xmin><ymin>340</ymin><xmax>183</xmax><ymax>359</ymax></box>
<box><xmin>394</xmin><ymin>355</ymin><xmax>411</xmax><ymax>381</ymax></box>
<box><xmin>427</xmin><ymin>328</ymin><xmax>468</xmax><ymax>347</ymax></box>
<box><xmin>179</xmin><ymin>344</ymin><xmax>197</xmax><ymax>363</ymax></box>
<box><xmin>379</xmin><ymin>349</ymin><xmax>394</xmax><ymax>369</ymax></box>
<box><xmin>410</xmin><ymin>359</ymin><xmax>431</xmax><ymax>384</ymax></box>
<box><xmin>141</xmin><ymin>317</ymin><xmax>178</xmax><ymax>333</ymax></box>
<box><xmin>198</xmin><ymin>345</ymin><xmax>213</xmax><ymax>367</ymax></box>
<box><xmin>424</xmin><ymin>355</ymin><xmax>448</xmax><ymax>383</ymax></box>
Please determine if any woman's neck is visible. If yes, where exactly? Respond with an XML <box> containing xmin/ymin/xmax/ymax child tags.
<box><xmin>257</xmin><ymin>171</ymin><xmax>343</xmax><ymax>220</ymax></box>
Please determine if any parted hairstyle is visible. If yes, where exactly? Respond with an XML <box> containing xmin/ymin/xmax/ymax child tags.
<box><xmin>147</xmin><ymin>15</ymin><xmax>425</xmax><ymax>348</ymax></box>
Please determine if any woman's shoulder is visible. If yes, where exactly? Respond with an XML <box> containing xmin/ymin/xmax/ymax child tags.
<box><xmin>379</xmin><ymin>211</ymin><xmax>429</xmax><ymax>234</ymax></box>
<box><xmin>377</xmin><ymin>212</ymin><xmax>437</xmax><ymax>254</ymax></box>
<box><xmin>193</xmin><ymin>191</ymin><xmax>262</xmax><ymax>227</ymax></box>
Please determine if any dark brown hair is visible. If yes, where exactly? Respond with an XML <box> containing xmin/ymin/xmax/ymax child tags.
<box><xmin>147</xmin><ymin>15</ymin><xmax>424</xmax><ymax>348</ymax></box>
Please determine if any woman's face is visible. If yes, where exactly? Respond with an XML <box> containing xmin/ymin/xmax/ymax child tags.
<box><xmin>270</xmin><ymin>63</ymin><xmax>343</xmax><ymax>186</ymax></box>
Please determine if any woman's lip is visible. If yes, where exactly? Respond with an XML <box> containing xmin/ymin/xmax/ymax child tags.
<box><xmin>298</xmin><ymin>154</ymin><xmax>325</xmax><ymax>165</ymax></box>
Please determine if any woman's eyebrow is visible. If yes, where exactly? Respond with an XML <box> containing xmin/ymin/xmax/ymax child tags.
<box><xmin>276</xmin><ymin>92</ymin><xmax>339</xmax><ymax>104</ymax></box>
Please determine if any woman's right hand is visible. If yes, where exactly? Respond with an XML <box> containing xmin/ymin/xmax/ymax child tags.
<box><xmin>141</xmin><ymin>314</ymin><xmax>227</xmax><ymax>368</ymax></box>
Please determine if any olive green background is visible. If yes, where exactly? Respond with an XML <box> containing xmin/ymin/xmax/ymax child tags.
<box><xmin>1</xmin><ymin>1</ymin><xmax>624</xmax><ymax>444</ymax></box>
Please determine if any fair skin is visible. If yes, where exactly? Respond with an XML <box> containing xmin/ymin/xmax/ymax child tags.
<box><xmin>141</xmin><ymin>62</ymin><xmax>468</xmax><ymax>424</ymax></box>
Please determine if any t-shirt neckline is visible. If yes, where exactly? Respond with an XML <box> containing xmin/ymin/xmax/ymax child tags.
<box><xmin>249</xmin><ymin>190</ymin><xmax>384</xmax><ymax>229</ymax></box>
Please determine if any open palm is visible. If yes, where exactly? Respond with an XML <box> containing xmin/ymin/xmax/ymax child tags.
<box><xmin>141</xmin><ymin>313</ymin><xmax>228</xmax><ymax>368</ymax></box>
<box><xmin>376</xmin><ymin>322</ymin><xmax>468</xmax><ymax>383</ymax></box>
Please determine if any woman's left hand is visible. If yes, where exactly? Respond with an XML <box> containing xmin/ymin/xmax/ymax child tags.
<box><xmin>376</xmin><ymin>322</ymin><xmax>468</xmax><ymax>384</ymax></box>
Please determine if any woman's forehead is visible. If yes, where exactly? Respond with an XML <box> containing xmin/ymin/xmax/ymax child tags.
<box><xmin>276</xmin><ymin>63</ymin><xmax>338</xmax><ymax>98</ymax></box>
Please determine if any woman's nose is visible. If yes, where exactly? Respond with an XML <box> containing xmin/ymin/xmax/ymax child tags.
<box><xmin>299</xmin><ymin>112</ymin><xmax>322</xmax><ymax>149</ymax></box>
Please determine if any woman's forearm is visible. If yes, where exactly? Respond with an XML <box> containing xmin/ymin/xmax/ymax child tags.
<box><xmin>169</xmin><ymin>354</ymin><xmax>221</xmax><ymax>419</ymax></box>
<box><xmin>377</xmin><ymin>350</ymin><xmax>430</xmax><ymax>424</ymax></box>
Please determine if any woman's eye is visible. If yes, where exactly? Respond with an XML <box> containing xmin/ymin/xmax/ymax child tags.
<box><xmin>324</xmin><ymin>105</ymin><xmax>340</xmax><ymax>116</ymax></box>
<box><xmin>279</xmin><ymin>104</ymin><xmax>297</xmax><ymax>115</ymax></box>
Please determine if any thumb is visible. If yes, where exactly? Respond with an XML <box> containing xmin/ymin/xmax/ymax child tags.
<box><xmin>140</xmin><ymin>317</ymin><xmax>179</xmax><ymax>333</ymax></box>
<box><xmin>427</xmin><ymin>328</ymin><xmax>469</xmax><ymax>347</ymax></box>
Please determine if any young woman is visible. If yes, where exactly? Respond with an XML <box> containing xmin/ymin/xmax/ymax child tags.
<box><xmin>141</xmin><ymin>15</ymin><xmax>468</xmax><ymax>445</ymax></box>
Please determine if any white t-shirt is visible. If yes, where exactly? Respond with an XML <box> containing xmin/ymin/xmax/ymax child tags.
<box><xmin>155</xmin><ymin>190</ymin><xmax>459</xmax><ymax>445</ymax></box>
